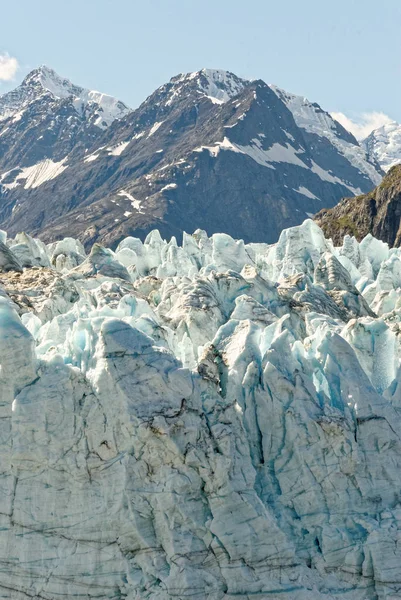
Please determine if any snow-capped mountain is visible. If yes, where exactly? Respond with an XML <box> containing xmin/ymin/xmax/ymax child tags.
<box><xmin>362</xmin><ymin>120</ymin><xmax>401</xmax><ymax>172</ymax></box>
<box><xmin>2</xmin><ymin>218</ymin><xmax>401</xmax><ymax>598</ymax></box>
<box><xmin>0</xmin><ymin>65</ymin><xmax>130</xmax><ymax>127</ymax></box>
<box><xmin>0</xmin><ymin>67</ymin><xmax>383</xmax><ymax>247</ymax></box>
<box><xmin>158</xmin><ymin>67</ymin><xmax>247</xmax><ymax>105</ymax></box>
<box><xmin>0</xmin><ymin>66</ymin><xmax>131</xmax><ymax>178</ymax></box>
<box><xmin>271</xmin><ymin>85</ymin><xmax>383</xmax><ymax>185</ymax></box>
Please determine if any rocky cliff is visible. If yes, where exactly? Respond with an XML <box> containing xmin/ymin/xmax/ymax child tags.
<box><xmin>315</xmin><ymin>164</ymin><xmax>401</xmax><ymax>246</ymax></box>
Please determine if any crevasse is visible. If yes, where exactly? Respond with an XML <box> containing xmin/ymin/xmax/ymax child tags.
<box><xmin>1</xmin><ymin>220</ymin><xmax>401</xmax><ymax>599</ymax></box>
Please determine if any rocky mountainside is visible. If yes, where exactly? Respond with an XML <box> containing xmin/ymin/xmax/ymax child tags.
<box><xmin>271</xmin><ymin>85</ymin><xmax>383</xmax><ymax>185</ymax></box>
<box><xmin>0</xmin><ymin>66</ymin><xmax>130</xmax><ymax>172</ymax></box>
<box><xmin>0</xmin><ymin>67</ymin><xmax>382</xmax><ymax>248</ymax></box>
<box><xmin>315</xmin><ymin>164</ymin><xmax>401</xmax><ymax>246</ymax></box>
<box><xmin>362</xmin><ymin>120</ymin><xmax>401</xmax><ymax>172</ymax></box>
<box><xmin>2</xmin><ymin>219</ymin><xmax>401</xmax><ymax>598</ymax></box>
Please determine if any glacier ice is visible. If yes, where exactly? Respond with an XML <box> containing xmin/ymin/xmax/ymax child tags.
<box><xmin>2</xmin><ymin>220</ymin><xmax>401</xmax><ymax>598</ymax></box>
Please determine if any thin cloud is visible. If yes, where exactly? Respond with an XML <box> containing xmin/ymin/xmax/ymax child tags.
<box><xmin>0</xmin><ymin>53</ymin><xmax>19</xmax><ymax>81</ymax></box>
<box><xmin>331</xmin><ymin>111</ymin><xmax>394</xmax><ymax>140</ymax></box>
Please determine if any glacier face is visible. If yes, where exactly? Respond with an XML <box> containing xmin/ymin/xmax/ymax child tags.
<box><xmin>2</xmin><ymin>221</ymin><xmax>401</xmax><ymax>598</ymax></box>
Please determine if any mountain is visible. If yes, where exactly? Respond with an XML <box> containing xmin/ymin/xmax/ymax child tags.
<box><xmin>2</xmin><ymin>219</ymin><xmax>401</xmax><ymax>598</ymax></box>
<box><xmin>271</xmin><ymin>85</ymin><xmax>383</xmax><ymax>185</ymax></box>
<box><xmin>0</xmin><ymin>64</ymin><xmax>130</xmax><ymax>127</ymax></box>
<box><xmin>0</xmin><ymin>66</ymin><xmax>382</xmax><ymax>247</ymax></box>
<box><xmin>362</xmin><ymin>120</ymin><xmax>401</xmax><ymax>172</ymax></box>
<box><xmin>315</xmin><ymin>164</ymin><xmax>401</xmax><ymax>246</ymax></box>
<box><xmin>0</xmin><ymin>65</ymin><xmax>130</xmax><ymax>173</ymax></box>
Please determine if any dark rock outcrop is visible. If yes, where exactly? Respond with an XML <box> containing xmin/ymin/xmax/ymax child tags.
<box><xmin>315</xmin><ymin>165</ymin><xmax>401</xmax><ymax>246</ymax></box>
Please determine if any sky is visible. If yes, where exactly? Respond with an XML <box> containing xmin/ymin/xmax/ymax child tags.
<box><xmin>1</xmin><ymin>0</ymin><xmax>400</xmax><ymax>138</ymax></box>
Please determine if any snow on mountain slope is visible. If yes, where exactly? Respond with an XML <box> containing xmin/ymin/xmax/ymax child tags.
<box><xmin>0</xmin><ymin>66</ymin><xmax>131</xmax><ymax>194</ymax></box>
<box><xmin>362</xmin><ymin>120</ymin><xmax>401</xmax><ymax>172</ymax></box>
<box><xmin>164</xmin><ymin>67</ymin><xmax>247</xmax><ymax>106</ymax></box>
<box><xmin>192</xmin><ymin>67</ymin><xmax>246</xmax><ymax>102</ymax></box>
<box><xmin>271</xmin><ymin>85</ymin><xmax>383</xmax><ymax>185</ymax></box>
<box><xmin>0</xmin><ymin>157</ymin><xmax>68</xmax><ymax>190</ymax></box>
<box><xmin>0</xmin><ymin>65</ymin><xmax>131</xmax><ymax>127</ymax></box>
<box><xmin>0</xmin><ymin>70</ymin><xmax>383</xmax><ymax>248</ymax></box>
<box><xmin>2</xmin><ymin>220</ymin><xmax>401</xmax><ymax>598</ymax></box>
<box><xmin>0</xmin><ymin>67</ymin><xmax>384</xmax><ymax>249</ymax></box>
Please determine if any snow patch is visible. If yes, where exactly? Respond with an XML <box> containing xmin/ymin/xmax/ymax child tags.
<box><xmin>1</xmin><ymin>158</ymin><xmax>68</xmax><ymax>190</ymax></box>
<box><xmin>132</xmin><ymin>131</ymin><xmax>146</xmax><ymax>141</ymax></box>
<box><xmin>294</xmin><ymin>186</ymin><xmax>319</xmax><ymax>200</ymax></box>
<box><xmin>194</xmin><ymin>136</ymin><xmax>244</xmax><ymax>158</ymax></box>
<box><xmin>12</xmin><ymin>110</ymin><xmax>24</xmax><ymax>123</ymax></box>
<box><xmin>311</xmin><ymin>161</ymin><xmax>363</xmax><ymax>194</ymax></box>
<box><xmin>236</xmin><ymin>139</ymin><xmax>307</xmax><ymax>169</ymax></box>
<box><xmin>147</xmin><ymin>121</ymin><xmax>164</xmax><ymax>138</ymax></box>
<box><xmin>117</xmin><ymin>190</ymin><xmax>144</xmax><ymax>213</ymax></box>
<box><xmin>107</xmin><ymin>141</ymin><xmax>130</xmax><ymax>156</ymax></box>
<box><xmin>84</xmin><ymin>154</ymin><xmax>99</xmax><ymax>163</ymax></box>
<box><xmin>206</xmin><ymin>96</ymin><xmax>225</xmax><ymax>105</ymax></box>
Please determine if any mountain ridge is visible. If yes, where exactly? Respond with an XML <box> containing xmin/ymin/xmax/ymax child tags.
<box><xmin>0</xmin><ymin>65</ymin><xmax>384</xmax><ymax>247</ymax></box>
<box><xmin>0</xmin><ymin>64</ymin><xmax>131</xmax><ymax>127</ymax></box>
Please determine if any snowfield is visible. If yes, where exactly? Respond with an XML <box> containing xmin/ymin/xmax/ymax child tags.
<box><xmin>362</xmin><ymin>120</ymin><xmax>401</xmax><ymax>173</ymax></box>
<box><xmin>1</xmin><ymin>220</ymin><xmax>401</xmax><ymax>598</ymax></box>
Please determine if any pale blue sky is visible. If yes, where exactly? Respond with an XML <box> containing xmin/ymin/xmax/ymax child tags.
<box><xmin>1</xmin><ymin>0</ymin><xmax>400</xmax><ymax>131</ymax></box>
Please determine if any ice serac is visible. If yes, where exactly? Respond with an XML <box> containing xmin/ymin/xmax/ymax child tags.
<box><xmin>3</xmin><ymin>220</ymin><xmax>401</xmax><ymax>598</ymax></box>
<box><xmin>0</xmin><ymin>241</ymin><xmax>22</xmax><ymax>272</ymax></box>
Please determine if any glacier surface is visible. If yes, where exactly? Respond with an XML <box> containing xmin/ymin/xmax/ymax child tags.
<box><xmin>1</xmin><ymin>221</ymin><xmax>401</xmax><ymax>598</ymax></box>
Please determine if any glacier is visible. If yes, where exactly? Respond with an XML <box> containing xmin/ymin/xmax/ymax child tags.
<box><xmin>2</xmin><ymin>220</ymin><xmax>401</xmax><ymax>598</ymax></box>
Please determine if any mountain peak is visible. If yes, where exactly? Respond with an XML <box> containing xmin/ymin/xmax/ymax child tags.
<box><xmin>362</xmin><ymin>120</ymin><xmax>401</xmax><ymax>173</ymax></box>
<box><xmin>22</xmin><ymin>65</ymin><xmax>84</xmax><ymax>100</ymax></box>
<box><xmin>0</xmin><ymin>65</ymin><xmax>130</xmax><ymax>128</ymax></box>
<box><xmin>166</xmin><ymin>68</ymin><xmax>248</xmax><ymax>105</ymax></box>
<box><xmin>197</xmin><ymin>68</ymin><xmax>248</xmax><ymax>103</ymax></box>
<box><xmin>25</xmin><ymin>64</ymin><xmax>60</xmax><ymax>79</ymax></box>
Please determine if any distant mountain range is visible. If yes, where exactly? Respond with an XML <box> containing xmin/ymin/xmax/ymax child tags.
<box><xmin>0</xmin><ymin>65</ymin><xmax>396</xmax><ymax>247</ymax></box>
